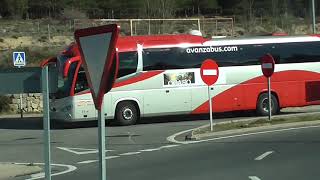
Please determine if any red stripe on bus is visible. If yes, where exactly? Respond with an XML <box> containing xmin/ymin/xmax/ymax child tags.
<box><xmin>113</xmin><ymin>71</ymin><xmax>164</xmax><ymax>88</ymax></box>
<box><xmin>191</xmin><ymin>70</ymin><xmax>320</xmax><ymax>114</ymax></box>
<box><xmin>75</xmin><ymin>70</ymin><xmax>164</xmax><ymax>96</ymax></box>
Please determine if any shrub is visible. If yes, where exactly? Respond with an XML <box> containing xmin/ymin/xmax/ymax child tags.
<box><xmin>0</xmin><ymin>38</ymin><xmax>4</xmax><ymax>43</ymax></box>
<box><xmin>38</xmin><ymin>36</ymin><xmax>48</xmax><ymax>42</ymax></box>
<box><xmin>0</xmin><ymin>96</ymin><xmax>11</xmax><ymax>112</ymax></box>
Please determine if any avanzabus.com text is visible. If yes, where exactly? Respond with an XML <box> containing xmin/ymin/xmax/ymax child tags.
<box><xmin>186</xmin><ymin>46</ymin><xmax>238</xmax><ymax>53</ymax></box>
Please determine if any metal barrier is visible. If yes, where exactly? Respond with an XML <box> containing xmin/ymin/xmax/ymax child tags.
<box><xmin>74</xmin><ymin>18</ymin><xmax>234</xmax><ymax>37</ymax></box>
<box><xmin>0</xmin><ymin>67</ymin><xmax>57</xmax><ymax>94</ymax></box>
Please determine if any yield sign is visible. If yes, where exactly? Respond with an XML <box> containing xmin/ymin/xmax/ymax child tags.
<box><xmin>75</xmin><ymin>24</ymin><xmax>120</xmax><ymax>110</ymax></box>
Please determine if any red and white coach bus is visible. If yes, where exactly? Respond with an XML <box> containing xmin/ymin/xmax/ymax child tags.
<box><xmin>42</xmin><ymin>33</ymin><xmax>320</xmax><ymax>125</ymax></box>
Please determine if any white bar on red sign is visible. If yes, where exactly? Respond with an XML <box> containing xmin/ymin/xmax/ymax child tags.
<box><xmin>203</xmin><ymin>69</ymin><xmax>217</xmax><ymax>76</ymax></box>
<box><xmin>262</xmin><ymin>63</ymin><xmax>273</xmax><ymax>69</ymax></box>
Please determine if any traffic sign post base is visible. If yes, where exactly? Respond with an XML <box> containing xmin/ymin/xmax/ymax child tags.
<box><xmin>268</xmin><ymin>77</ymin><xmax>271</xmax><ymax>121</ymax></box>
<box><xmin>208</xmin><ymin>86</ymin><xmax>213</xmax><ymax>131</ymax></box>
<box><xmin>98</xmin><ymin>107</ymin><xmax>106</xmax><ymax>180</ymax></box>
<box><xmin>19</xmin><ymin>93</ymin><xmax>23</xmax><ymax>118</ymax></box>
<box><xmin>42</xmin><ymin>66</ymin><xmax>51</xmax><ymax>180</ymax></box>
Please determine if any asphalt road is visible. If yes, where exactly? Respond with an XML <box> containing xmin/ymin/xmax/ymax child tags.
<box><xmin>0</xmin><ymin>105</ymin><xmax>319</xmax><ymax>179</ymax></box>
<box><xmin>57</xmin><ymin>124</ymin><xmax>320</xmax><ymax>180</ymax></box>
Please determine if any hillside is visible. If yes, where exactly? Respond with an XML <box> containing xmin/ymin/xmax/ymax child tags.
<box><xmin>0</xmin><ymin>17</ymin><xmax>317</xmax><ymax>68</ymax></box>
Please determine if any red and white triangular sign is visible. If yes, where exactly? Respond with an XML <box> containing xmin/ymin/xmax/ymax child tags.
<box><xmin>75</xmin><ymin>24</ymin><xmax>120</xmax><ymax>110</ymax></box>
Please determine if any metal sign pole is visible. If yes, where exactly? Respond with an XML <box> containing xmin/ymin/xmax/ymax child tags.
<box><xmin>42</xmin><ymin>66</ymin><xmax>51</xmax><ymax>180</ymax></box>
<box><xmin>98</xmin><ymin>102</ymin><xmax>106</xmax><ymax>180</ymax></box>
<box><xmin>268</xmin><ymin>77</ymin><xmax>271</xmax><ymax>121</ymax></box>
<box><xmin>18</xmin><ymin>66</ymin><xmax>23</xmax><ymax>118</ymax></box>
<box><xmin>19</xmin><ymin>93</ymin><xmax>23</xmax><ymax>118</ymax></box>
<box><xmin>312</xmin><ymin>0</ymin><xmax>316</xmax><ymax>34</ymax></box>
<box><xmin>208</xmin><ymin>86</ymin><xmax>213</xmax><ymax>131</ymax></box>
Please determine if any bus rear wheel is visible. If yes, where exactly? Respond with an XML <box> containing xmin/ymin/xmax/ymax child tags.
<box><xmin>256</xmin><ymin>93</ymin><xmax>279</xmax><ymax>116</ymax></box>
<box><xmin>115</xmin><ymin>101</ymin><xmax>139</xmax><ymax>126</ymax></box>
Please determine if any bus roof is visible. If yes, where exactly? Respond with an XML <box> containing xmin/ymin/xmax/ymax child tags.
<box><xmin>204</xmin><ymin>35</ymin><xmax>320</xmax><ymax>46</ymax></box>
<box><xmin>60</xmin><ymin>33</ymin><xmax>320</xmax><ymax>59</ymax></box>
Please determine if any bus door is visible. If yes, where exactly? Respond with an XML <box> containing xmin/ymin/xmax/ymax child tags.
<box><xmin>142</xmin><ymin>48</ymin><xmax>193</xmax><ymax>115</ymax></box>
<box><xmin>213</xmin><ymin>69</ymin><xmax>244</xmax><ymax>112</ymax></box>
<box><xmin>191</xmin><ymin>69</ymin><xmax>239</xmax><ymax>113</ymax></box>
<box><xmin>143</xmin><ymin>75</ymin><xmax>192</xmax><ymax>115</ymax></box>
<box><xmin>73</xmin><ymin>67</ymin><xmax>97</xmax><ymax>120</ymax></box>
<box><xmin>50</xmin><ymin>56</ymin><xmax>79</xmax><ymax>120</ymax></box>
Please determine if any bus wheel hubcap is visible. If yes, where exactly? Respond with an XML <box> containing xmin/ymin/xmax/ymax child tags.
<box><xmin>262</xmin><ymin>98</ymin><xmax>272</xmax><ymax>112</ymax></box>
<box><xmin>123</xmin><ymin>108</ymin><xmax>133</xmax><ymax>120</ymax></box>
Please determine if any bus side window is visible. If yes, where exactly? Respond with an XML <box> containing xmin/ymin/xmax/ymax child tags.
<box><xmin>272</xmin><ymin>55</ymin><xmax>281</xmax><ymax>64</ymax></box>
<box><xmin>74</xmin><ymin>69</ymin><xmax>89</xmax><ymax>93</ymax></box>
<box><xmin>118</xmin><ymin>51</ymin><xmax>138</xmax><ymax>78</ymax></box>
<box><xmin>277</xmin><ymin>42</ymin><xmax>320</xmax><ymax>64</ymax></box>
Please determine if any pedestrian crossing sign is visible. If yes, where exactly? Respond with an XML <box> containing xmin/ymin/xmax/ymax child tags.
<box><xmin>13</xmin><ymin>52</ymin><xmax>26</xmax><ymax>67</ymax></box>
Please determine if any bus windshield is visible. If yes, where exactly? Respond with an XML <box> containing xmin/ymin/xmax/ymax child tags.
<box><xmin>55</xmin><ymin>55</ymin><xmax>78</xmax><ymax>99</ymax></box>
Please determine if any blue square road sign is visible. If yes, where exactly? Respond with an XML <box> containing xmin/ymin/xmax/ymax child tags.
<box><xmin>13</xmin><ymin>52</ymin><xmax>26</xmax><ymax>67</ymax></box>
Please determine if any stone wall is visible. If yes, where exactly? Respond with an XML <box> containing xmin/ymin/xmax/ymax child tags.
<box><xmin>7</xmin><ymin>93</ymin><xmax>43</xmax><ymax>113</ymax></box>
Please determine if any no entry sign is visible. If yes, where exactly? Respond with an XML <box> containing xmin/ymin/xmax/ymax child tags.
<box><xmin>200</xmin><ymin>59</ymin><xmax>219</xmax><ymax>132</ymax></box>
<box><xmin>200</xmin><ymin>59</ymin><xmax>219</xmax><ymax>86</ymax></box>
<box><xmin>261</xmin><ymin>54</ymin><xmax>275</xmax><ymax>78</ymax></box>
<box><xmin>260</xmin><ymin>53</ymin><xmax>275</xmax><ymax>122</ymax></box>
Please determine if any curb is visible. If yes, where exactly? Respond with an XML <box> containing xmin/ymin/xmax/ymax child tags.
<box><xmin>0</xmin><ymin>113</ymin><xmax>42</xmax><ymax>119</ymax></box>
<box><xmin>191</xmin><ymin>112</ymin><xmax>320</xmax><ymax>140</ymax></box>
<box><xmin>0</xmin><ymin>163</ymin><xmax>42</xmax><ymax>179</ymax></box>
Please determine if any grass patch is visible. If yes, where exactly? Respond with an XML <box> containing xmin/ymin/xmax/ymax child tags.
<box><xmin>38</xmin><ymin>36</ymin><xmax>48</xmax><ymax>42</ymax></box>
<box><xmin>11</xmin><ymin>35</ymin><xmax>19</xmax><ymax>39</ymax></box>
<box><xmin>193</xmin><ymin>114</ymin><xmax>320</xmax><ymax>135</ymax></box>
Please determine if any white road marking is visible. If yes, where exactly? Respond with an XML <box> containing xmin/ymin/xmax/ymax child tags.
<box><xmin>255</xmin><ymin>151</ymin><xmax>274</xmax><ymax>160</ymax></box>
<box><xmin>160</xmin><ymin>144</ymin><xmax>180</xmax><ymax>148</ymax></box>
<box><xmin>77</xmin><ymin>144</ymin><xmax>180</xmax><ymax>165</ymax></box>
<box><xmin>57</xmin><ymin>147</ymin><xmax>114</xmax><ymax>155</ymax></box>
<box><xmin>106</xmin><ymin>156</ymin><xmax>120</xmax><ymax>159</ymax></box>
<box><xmin>139</xmin><ymin>144</ymin><xmax>179</xmax><ymax>152</ymax></box>
<box><xmin>77</xmin><ymin>156</ymin><xmax>120</xmax><ymax>164</ymax></box>
<box><xmin>77</xmin><ymin>160</ymin><xmax>98</xmax><ymax>164</ymax></box>
<box><xmin>167</xmin><ymin>125</ymin><xmax>320</xmax><ymax>144</ymax></box>
<box><xmin>12</xmin><ymin>163</ymin><xmax>77</xmax><ymax>180</ymax></box>
<box><xmin>30</xmin><ymin>172</ymin><xmax>45</xmax><ymax>178</ymax></box>
<box><xmin>139</xmin><ymin>148</ymin><xmax>162</xmax><ymax>152</ymax></box>
<box><xmin>128</xmin><ymin>132</ymin><xmax>136</xmax><ymax>144</ymax></box>
<box><xmin>119</xmin><ymin>152</ymin><xmax>141</xmax><ymax>156</ymax></box>
<box><xmin>249</xmin><ymin>176</ymin><xmax>261</xmax><ymax>180</ymax></box>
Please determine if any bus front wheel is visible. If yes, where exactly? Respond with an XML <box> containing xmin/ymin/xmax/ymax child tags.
<box><xmin>256</xmin><ymin>93</ymin><xmax>279</xmax><ymax>116</ymax></box>
<box><xmin>115</xmin><ymin>101</ymin><xmax>139</xmax><ymax>126</ymax></box>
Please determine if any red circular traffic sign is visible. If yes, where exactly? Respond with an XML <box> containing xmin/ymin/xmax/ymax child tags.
<box><xmin>200</xmin><ymin>59</ymin><xmax>219</xmax><ymax>86</ymax></box>
<box><xmin>260</xmin><ymin>54</ymin><xmax>275</xmax><ymax>78</ymax></box>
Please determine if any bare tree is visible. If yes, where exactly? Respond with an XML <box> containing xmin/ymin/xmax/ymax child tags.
<box><xmin>272</xmin><ymin>0</ymin><xmax>279</xmax><ymax>30</ymax></box>
<box><xmin>142</xmin><ymin>0</ymin><xmax>176</xmax><ymax>18</ymax></box>
<box><xmin>247</xmin><ymin>0</ymin><xmax>255</xmax><ymax>24</ymax></box>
